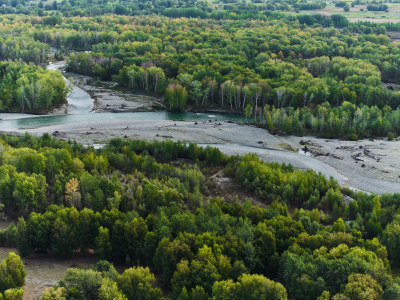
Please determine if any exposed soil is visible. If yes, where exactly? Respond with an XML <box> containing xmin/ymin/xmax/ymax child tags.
<box><xmin>209</xmin><ymin>170</ymin><xmax>268</xmax><ymax>208</ymax></box>
<box><xmin>0</xmin><ymin>248</ymin><xmax>97</xmax><ymax>300</ymax></box>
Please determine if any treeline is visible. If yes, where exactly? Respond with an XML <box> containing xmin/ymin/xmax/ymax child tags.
<box><xmin>367</xmin><ymin>3</ymin><xmax>388</xmax><ymax>11</ymax></box>
<box><xmin>43</xmin><ymin>15</ymin><xmax>400</xmax><ymax>113</ymax></box>
<box><xmin>293</xmin><ymin>1</ymin><xmax>327</xmax><ymax>10</ymax></box>
<box><xmin>0</xmin><ymin>30</ymin><xmax>49</xmax><ymax>64</ymax></box>
<box><xmin>15</xmin><ymin>202</ymin><xmax>394</xmax><ymax>299</ymax></box>
<box><xmin>162</xmin><ymin>7</ymin><xmax>350</xmax><ymax>28</ymax></box>
<box><xmin>354</xmin><ymin>19</ymin><xmax>400</xmax><ymax>33</ymax></box>
<box><xmin>2</xmin><ymin>14</ymin><xmax>397</xmax><ymax>113</ymax></box>
<box><xmin>0</xmin><ymin>18</ymin><xmax>70</xmax><ymax>114</ymax></box>
<box><xmin>244</xmin><ymin>101</ymin><xmax>400</xmax><ymax>139</ymax></box>
<box><xmin>0</xmin><ymin>133</ymin><xmax>226</xmax><ymax>217</ymax></box>
<box><xmin>39</xmin><ymin>260</ymin><xmax>286</xmax><ymax>300</ymax></box>
<box><xmin>0</xmin><ymin>61</ymin><xmax>68</xmax><ymax>113</ymax></box>
<box><xmin>0</xmin><ymin>0</ymin><xmax>211</xmax><ymax>17</ymax></box>
<box><xmin>0</xmin><ymin>0</ymin><xmax>398</xmax><ymax>36</ymax></box>
<box><xmin>0</xmin><ymin>0</ymin><xmax>342</xmax><ymax>26</ymax></box>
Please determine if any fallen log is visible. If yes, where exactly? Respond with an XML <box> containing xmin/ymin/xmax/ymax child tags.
<box><xmin>352</xmin><ymin>152</ymin><xmax>364</xmax><ymax>162</ymax></box>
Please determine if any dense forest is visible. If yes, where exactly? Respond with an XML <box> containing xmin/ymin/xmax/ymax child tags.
<box><xmin>244</xmin><ymin>101</ymin><xmax>400</xmax><ymax>140</ymax></box>
<box><xmin>0</xmin><ymin>10</ymin><xmax>399</xmax><ymax>137</ymax></box>
<box><xmin>0</xmin><ymin>134</ymin><xmax>399</xmax><ymax>299</ymax></box>
<box><xmin>0</xmin><ymin>61</ymin><xmax>68</xmax><ymax>114</ymax></box>
<box><xmin>1</xmin><ymin>1</ymin><xmax>400</xmax><ymax>298</ymax></box>
<box><xmin>0</xmin><ymin>0</ymin><xmax>341</xmax><ymax>18</ymax></box>
<box><xmin>59</xmin><ymin>15</ymin><xmax>399</xmax><ymax>111</ymax></box>
<box><xmin>0</xmin><ymin>18</ymin><xmax>70</xmax><ymax>113</ymax></box>
<box><xmin>0</xmin><ymin>13</ymin><xmax>396</xmax><ymax>137</ymax></box>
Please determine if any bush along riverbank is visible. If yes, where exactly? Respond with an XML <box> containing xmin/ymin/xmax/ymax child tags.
<box><xmin>243</xmin><ymin>102</ymin><xmax>400</xmax><ymax>140</ymax></box>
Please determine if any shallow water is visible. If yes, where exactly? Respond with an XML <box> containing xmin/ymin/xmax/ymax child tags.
<box><xmin>47</xmin><ymin>61</ymin><xmax>94</xmax><ymax>114</ymax></box>
<box><xmin>0</xmin><ymin>111</ymin><xmax>244</xmax><ymax>131</ymax></box>
<box><xmin>0</xmin><ymin>62</ymin><xmax>244</xmax><ymax>131</ymax></box>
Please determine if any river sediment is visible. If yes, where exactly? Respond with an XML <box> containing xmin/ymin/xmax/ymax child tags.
<box><xmin>2</xmin><ymin>118</ymin><xmax>399</xmax><ymax>195</ymax></box>
<box><xmin>0</xmin><ymin>63</ymin><xmax>399</xmax><ymax>195</ymax></box>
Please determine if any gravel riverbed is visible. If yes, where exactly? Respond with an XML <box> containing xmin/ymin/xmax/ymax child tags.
<box><xmin>3</xmin><ymin>119</ymin><xmax>399</xmax><ymax>194</ymax></box>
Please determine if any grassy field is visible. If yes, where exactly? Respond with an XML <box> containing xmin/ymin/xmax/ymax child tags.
<box><xmin>283</xmin><ymin>2</ymin><xmax>400</xmax><ymax>23</ymax></box>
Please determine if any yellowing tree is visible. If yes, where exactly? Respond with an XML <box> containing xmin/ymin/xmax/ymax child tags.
<box><xmin>65</xmin><ymin>178</ymin><xmax>82</xmax><ymax>209</ymax></box>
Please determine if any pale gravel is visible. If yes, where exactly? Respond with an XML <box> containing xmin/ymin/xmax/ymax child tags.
<box><xmin>4</xmin><ymin>119</ymin><xmax>400</xmax><ymax>194</ymax></box>
<box><xmin>2</xmin><ymin>61</ymin><xmax>399</xmax><ymax>195</ymax></box>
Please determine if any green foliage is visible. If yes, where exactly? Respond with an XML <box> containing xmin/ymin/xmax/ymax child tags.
<box><xmin>281</xmin><ymin>245</ymin><xmax>390</xmax><ymax>299</ymax></box>
<box><xmin>171</xmin><ymin>245</ymin><xmax>235</xmax><ymax>297</ymax></box>
<box><xmin>98</xmin><ymin>278</ymin><xmax>127</xmax><ymax>300</ymax></box>
<box><xmin>2</xmin><ymin>135</ymin><xmax>400</xmax><ymax>299</ymax></box>
<box><xmin>50</xmin><ymin>208</ymin><xmax>80</xmax><ymax>257</ymax></box>
<box><xmin>332</xmin><ymin>218</ymin><xmax>346</xmax><ymax>233</ymax></box>
<box><xmin>212</xmin><ymin>273</ymin><xmax>288</xmax><ymax>300</ymax></box>
<box><xmin>0</xmin><ymin>253</ymin><xmax>25</xmax><ymax>300</ymax></box>
<box><xmin>116</xmin><ymin>267</ymin><xmax>162</xmax><ymax>300</ymax></box>
<box><xmin>61</xmin><ymin>268</ymin><xmax>103</xmax><ymax>300</ymax></box>
<box><xmin>235</xmin><ymin>153</ymin><xmax>337</xmax><ymax>208</ymax></box>
<box><xmin>165</xmin><ymin>84</ymin><xmax>188</xmax><ymax>112</ymax></box>
<box><xmin>9</xmin><ymin>14</ymin><xmax>386</xmax><ymax>115</ymax></box>
<box><xmin>95</xmin><ymin>227</ymin><xmax>112</xmax><ymax>260</ymax></box>
<box><xmin>343</xmin><ymin>274</ymin><xmax>383</xmax><ymax>300</ymax></box>
<box><xmin>92</xmin><ymin>260</ymin><xmax>118</xmax><ymax>281</ymax></box>
<box><xmin>0</xmin><ymin>61</ymin><xmax>68</xmax><ymax>114</ymax></box>
<box><xmin>383</xmin><ymin>281</ymin><xmax>400</xmax><ymax>300</ymax></box>
<box><xmin>250</xmin><ymin>103</ymin><xmax>400</xmax><ymax>139</ymax></box>
<box><xmin>383</xmin><ymin>220</ymin><xmax>400</xmax><ymax>265</ymax></box>
<box><xmin>15</xmin><ymin>218</ymin><xmax>32</xmax><ymax>257</ymax></box>
<box><xmin>3</xmin><ymin>288</ymin><xmax>23</xmax><ymax>300</ymax></box>
<box><xmin>38</xmin><ymin>287</ymin><xmax>66</xmax><ymax>300</ymax></box>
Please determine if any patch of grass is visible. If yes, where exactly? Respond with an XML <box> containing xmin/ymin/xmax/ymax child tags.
<box><xmin>278</xmin><ymin>142</ymin><xmax>296</xmax><ymax>152</ymax></box>
<box><xmin>283</xmin><ymin>3</ymin><xmax>400</xmax><ymax>22</ymax></box>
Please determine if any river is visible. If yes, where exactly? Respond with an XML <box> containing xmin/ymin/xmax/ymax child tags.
<box><xmin>47</xmin><ymin>62</ymin><xmax>94</xmax><ymax>113</ymax></box>
<box><xmin>0</xmin><ymin>62</ymin><xmax>243</xmax><ymax>130</ymax></box>
<box><xmin>0</xmin><ymin>63</ymin><xmax>399</xmax><ymax>194</ymax></box>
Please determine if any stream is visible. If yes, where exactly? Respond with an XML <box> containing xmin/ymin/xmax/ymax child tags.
<box><xmin>47</xmin><ymin>62</ymin><xmax>94</xmax><ymax>113</ymax></box>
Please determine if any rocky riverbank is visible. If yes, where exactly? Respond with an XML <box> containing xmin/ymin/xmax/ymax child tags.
<box><xmin>3</xmin><ymin>118</ymin><xmax>400</xmax><ymax>195</ymax></box>
<box><xmin>66</xmin><ymin>73</ymin><xmax>158</xmax><ymax>113</ymax></box>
